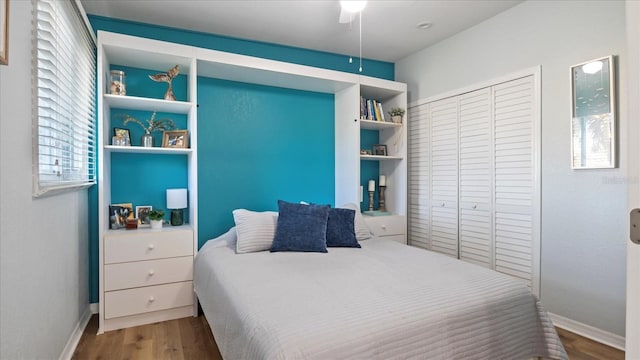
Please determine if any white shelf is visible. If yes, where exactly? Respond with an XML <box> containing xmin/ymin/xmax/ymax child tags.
<box><xmin>359</xmin><ymin>119</ymin><xmax>402</xmax><ymax>130</ymax></box>
<box><xmin>360</xmin><ymin>155</ymin><xmax>403</xmax><ymax>161</ymax></box>
<box><xmin>105</xmin><ymin>145</ymin><xmax>193</xmax><ymax>155</ymax></box>
<box><xmin>105</xmin><ymin>94</ymin><xmax>193</xmax><ymax>114</ymax></box>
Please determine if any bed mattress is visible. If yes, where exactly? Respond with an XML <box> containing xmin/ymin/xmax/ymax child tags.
<box><xmin>194</xmin><ymin>229</ymin><xmax>567</xmax><ymax>359</ymax></box>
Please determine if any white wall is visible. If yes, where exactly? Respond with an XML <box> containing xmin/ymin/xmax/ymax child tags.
<box><xmin>396</xmin><ymin>1</ymin><xmax>627</xmax><ymax>336</ymax></box>
<box><xmin>0</xmin><ymin>1</ymin><xmax>90</xmax><ymax>358</ymax></box>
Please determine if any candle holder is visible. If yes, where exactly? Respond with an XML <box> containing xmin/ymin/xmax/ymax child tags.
<box><xmin>378</xmin><ymin>186</ymin><xmax>387</xmax><ymax>212</ymax></box>
<box><xmin>368</xmin><ymin>191</ymin><xmax>375</xmax><ymax>211</ymax></box>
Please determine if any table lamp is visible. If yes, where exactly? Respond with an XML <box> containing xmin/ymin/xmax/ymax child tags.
<box><xmin>166</xmin><ymin>188</ymin><xmax>187</xmax><ymax>226</ymax></box>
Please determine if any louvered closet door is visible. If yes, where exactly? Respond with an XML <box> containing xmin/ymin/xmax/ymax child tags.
<box><xmin>458</xmin><ymin>88</ymin><xmax>493</xmax><ymax>268</ymax></box>
<box><xmin>408</xmin><ymin>103</ymin><xmax>430</xmax><ymax>249</ymax></box>
<box><xmin>493</xmin><ymin>76</ymin><xmax>536</xmax><ymax>288</ymax></box>
<box><xmin>429</xmin><ymin>97</ymin><xmax>459</xmax><ymax>257</ymax></box>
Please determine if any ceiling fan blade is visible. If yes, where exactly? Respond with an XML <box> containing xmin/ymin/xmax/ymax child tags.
<box><xmin>339</xmin><ymin>8</ymin><xmax>352</xmax><ymax>23</ymax></box>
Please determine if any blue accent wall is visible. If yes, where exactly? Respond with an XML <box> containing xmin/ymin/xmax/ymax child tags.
<box><xmin>88</xmin><ymin>15</ymin><xmax>394</xmax><ymax>80</ymax></box>
<box><xmin>87</xmin><ymin>17</ymin><xmax>394</xmax><ymax>303</ymax></box>
<box><xmin>197</xmin><ymin>78</ymin><xmax>335</xmax><ymax>243</ymax></box>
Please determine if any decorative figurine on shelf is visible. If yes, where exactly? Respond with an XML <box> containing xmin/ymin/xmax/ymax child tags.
<box><xmin>149</xmin><ymin>64</ymin><xmax>180</xmax><ymax>101</ymax></box>
<box><xmin>118</xmin><ymin>111</ymin><xmax>176</xmax><ymax>147</ymax></box>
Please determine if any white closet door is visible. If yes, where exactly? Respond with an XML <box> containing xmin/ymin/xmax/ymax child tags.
<box><xmin>493</xmin><ymin>75</ymin><xmax>535</xmax><ymax>288</ymax></box>
<box><xmin>458</xmin><ymin>88</ymin><xmax>493</xmax><ymax>268</ymax></box>
<box><xmin>408</xmin><ymin>103</ymin><xmax>430</xmax><ymax>249</ymax></box>
<box><xmin>429</xmin><ymin>97</ymin><xmax>459</xmax><ymax>257</ymax></box>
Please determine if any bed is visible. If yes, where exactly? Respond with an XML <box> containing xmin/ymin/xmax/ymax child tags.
<box><xmin>194</xmin><ymin>227</ymin><xmax>567</xmax><ymax>360</ymax></box>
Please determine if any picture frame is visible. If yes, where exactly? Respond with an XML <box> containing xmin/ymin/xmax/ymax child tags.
<box><xmin>162</xmin><ymin>130</ymin><xmax>189</xmax><ymax>148</ymax></box>
<box><xmin>570</xmin><ymin>55</ymin><xmax>616</xmax><ymax>169</ymax></box>
<box><xmin>136</xmin><ymin>205</ymin><xmax>152</xmax><ymax>228</ymax></box>
<box><xmin>109</xmin><ymin>203</ymin><xmax>133</xmax><ymax>230</ymax></box>
<box><xmin>113</xmin><ymin>127</ymin><xmax>131</xmax><ymax>146</ymax></box>
<box><xmin>372</xmin><ymin>144</ymin><xmax>387</xmax><ymax>156</ymax></box>
<box><xmin>0</xmin><ymin>0</ymin><xmax>8</xmax><ymax>65</ymax></box>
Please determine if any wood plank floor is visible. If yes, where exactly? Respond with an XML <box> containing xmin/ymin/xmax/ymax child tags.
<box><xmin>73</xmin><ymin>315</ymin><xmax>624</xmax><ymax>359</ymax></box>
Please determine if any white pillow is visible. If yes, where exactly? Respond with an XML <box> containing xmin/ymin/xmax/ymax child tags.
<box><xmin>339</xmin><ymin>203</ymin><xmax>372</xmax><ymax>241</ymax></box>
<box><xmin>232</xmin><ymin>209</ymin><xmax>278</xmax><ymax>253</ymax></box>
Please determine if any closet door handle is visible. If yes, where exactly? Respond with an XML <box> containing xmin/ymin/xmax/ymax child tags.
<box><xmin>441</xmin><ymin>202</ymin><xmax>445</xmax><ymax>207</ymax></box>
<box><xmin>472</xmin><ymin>204</ymin><xmax>477</xmax><ymax>209</ymax></box>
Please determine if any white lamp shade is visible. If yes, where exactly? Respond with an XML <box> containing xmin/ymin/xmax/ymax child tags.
<box><xmin>166</xmin><ymin>188</ymin><xmax>187</xmax><ymax>209</ymax></box>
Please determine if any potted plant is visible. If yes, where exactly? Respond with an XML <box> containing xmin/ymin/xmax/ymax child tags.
<box><xmin>119</xmin><ymin>111</ymin><xmax>176</xmax><ymax>147</ymax></box>
<box><xmin>148</xmin><ymin>209</ymin><xmax>165</xmax><ymax>230</ymax></box>
<box><xmin>388</xmin><ymin>107</ymin><xmax>406</xmax><ymax>123</ymax></box>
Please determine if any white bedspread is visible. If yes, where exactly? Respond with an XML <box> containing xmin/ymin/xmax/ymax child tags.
<box><xmin>194</xmin><ymin>229</ymin><xmax>567</xmax><ymax>360</ymax></box>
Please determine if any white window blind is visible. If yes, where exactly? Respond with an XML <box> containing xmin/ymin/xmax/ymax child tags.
<box><xmin>32</xmin><ymin>0</ymin><xmax>96</xmax><ymax>197</ymax></box>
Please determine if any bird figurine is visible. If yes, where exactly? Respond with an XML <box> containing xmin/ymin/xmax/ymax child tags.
<box><xmin>149</xmin><ymin>64</ymin><xmax>180</xmax><ymax>101</ymax></box>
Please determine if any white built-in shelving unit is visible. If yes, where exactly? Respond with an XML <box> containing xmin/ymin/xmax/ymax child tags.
<box><xmin>97</xmin><ymin>31</ymin><xmax>406</xmax><ymax>334</ymax></box>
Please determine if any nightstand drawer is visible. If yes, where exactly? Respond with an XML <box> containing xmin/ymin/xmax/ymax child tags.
<box><xmin>104</xmin><ymin>281</ymin><xmax>193</xmax><ymax>319</ymax></box>
<box><xmin>363</xmin><ymin>215</ymin><xmax>405</xmax><ymax>236</ymax></box>
<box><xmin>105</xmin><ymin>256</ymin><xmax>193</xmax><ymax>291</ymax></box>
<box><xmin>104</xmin><ymin>229</ymin><xmax>193</xmax><ymax>264</ymax></box>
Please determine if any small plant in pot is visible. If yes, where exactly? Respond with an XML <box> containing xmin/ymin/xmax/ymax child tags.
<box><xmin>149</xmin><ymin>209</ymin><xmax>165</xmax><ymax>230</ymax></box>
<box><xmin>388</xmin><ymin>107</ymin><xmax>406</xmax><ymax>123</ymax></box>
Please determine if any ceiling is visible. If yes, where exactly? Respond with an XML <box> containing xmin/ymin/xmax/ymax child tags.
<box><xmin>80</xmin><ymin>0</ymin><xmax>523</xmax><ymax>63</ymax></box>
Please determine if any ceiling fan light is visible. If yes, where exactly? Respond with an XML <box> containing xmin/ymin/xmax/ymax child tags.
<box><xmin>340</xmin><ymin>1</ymin><xmax>367</xmax><ymax>13</ymax></box>
<box><xmin>582</xmin><ymin>61</ymin><xmax>603</xmax><ymax>74</ymax></box>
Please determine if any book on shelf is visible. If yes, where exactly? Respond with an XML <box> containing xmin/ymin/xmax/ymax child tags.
<box><xmin>360</xmin><ymin>97</ymin><xmax>386</xmax><ymax>122</ymax></box>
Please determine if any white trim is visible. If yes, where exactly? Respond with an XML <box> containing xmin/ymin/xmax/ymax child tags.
<box><xmin>90</xmin><ymin>302</ymin><xmax>99</xmax><ymax>314</ymax></box>
<box><xmin>548</xmin><ymin>312</ymin><xmax>625</xmax><ymax>351</ymax></box>
<box><xmin>408</xmin><ymin>66</ymin><xmax>541</xmax><ymax>108</ymax></box>
<box><xmin>58</xmin><ymin>304</ymin><xmax>93</xmax><ymax>360</ymax></box>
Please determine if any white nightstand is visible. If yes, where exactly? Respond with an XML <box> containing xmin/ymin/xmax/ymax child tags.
<box><xmin>363</xmin><ymin>215</ymin><xmax>406</xmax><ymax>244</ymax></box>
<box><xmin>101</xmin><ymin>225</ymin><xmax>195</xmax><ymax>332</ymax></box>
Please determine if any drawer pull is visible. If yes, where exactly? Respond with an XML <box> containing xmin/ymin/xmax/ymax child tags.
<box><xmin>472</xmin><ymin>204</ymin><xmax>477</xmax><ymax>209</ymax></box>
<box><xmin>381</xmin><ymin>225</ymin><xmax>387</xmax><ymax>230</ymax></box>
<box><xmin>441</xmin><ymin>202</ymin><xmax>445</xmax><ymax>207</ymax></box>
<box><xmin>148</xmin><ymin>270</ymin><xmax>155</xmax><ymax>276</ymax></box>
<box><xmin>148</xmin><ymin>244</ymin><xmax>155</xmax><ymax>250</ymax></box>
<box><xmin>148</xmin><ymin>296</ymin><xmax>155</xmax><ymax>303</ymax></box>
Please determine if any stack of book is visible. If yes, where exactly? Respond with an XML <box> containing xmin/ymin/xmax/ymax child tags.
<box><xmin>360</xmin><ymin>97</ymin><xmax>386</xmax><ymax>121</ymax></box>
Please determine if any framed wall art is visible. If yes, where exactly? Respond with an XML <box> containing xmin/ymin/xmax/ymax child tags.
<box><xmin>570</xmin><ymin>55</ymin><xmax>616</xmax><ymax>169</ymax></box>
<box><xmin>0</xmin><ymin>0</ymin><xmax>8</xmax><ymax>65</ymax></box>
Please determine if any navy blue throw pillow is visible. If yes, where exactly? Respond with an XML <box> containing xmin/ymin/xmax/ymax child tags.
<box><xmin>326</xmin><ymin>208</ymin><xmax>360</xmax><ymax>248</ymax></box>
<box><xmin>271</xmin><ymin>200</ymin><xmax>330</xmax><ymax>253</ymax></box>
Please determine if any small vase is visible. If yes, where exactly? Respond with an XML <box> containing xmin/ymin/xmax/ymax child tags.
<box><xmin>150</xmin><ymin>219</ymin><xmax>163</xmax><ymax>230</ymax></box>
<box><xmin>391</xmin><ymin>115</ymin><xmax>402</xmax><ymax>124</ymax></box>
<box><xmin>141</xmin><ymin>132</ymin><xmax>153</xmax><ymax>147</ymax></box>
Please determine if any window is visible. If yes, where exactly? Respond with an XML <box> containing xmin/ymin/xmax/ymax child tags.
<box><xmin>32</xmin><ymin>0</ymin><xmax>96</xmax><ymax>197</ymax></box>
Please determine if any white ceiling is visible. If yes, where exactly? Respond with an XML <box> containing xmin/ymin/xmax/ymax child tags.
<box><xmin>80</xmin><ymin>0</ymin><xmax>523</xmax><ymax>63</ymax></box>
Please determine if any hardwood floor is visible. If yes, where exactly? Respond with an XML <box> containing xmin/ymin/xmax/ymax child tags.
<box><xmin>556</xmin><ymin>328</ymin><xmax>624</xmax><ymax>360</ymax></box>
<box><xmin>72</xmin><ymin>315</ymin><xmax>222</xmax><ymax>360</ymax></box>
<box><xmin>73</xmin><ymin>315</ymin><xmax>624</xmax><ymax>359</ymax></box>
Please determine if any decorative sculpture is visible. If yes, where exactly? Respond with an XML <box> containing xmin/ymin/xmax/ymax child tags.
<box><xmin>149</xmin><ymin>64</ymin><xmax>180</xmax><ymax>101</ymax></box>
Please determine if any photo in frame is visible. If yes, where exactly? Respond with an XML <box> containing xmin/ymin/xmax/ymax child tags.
<box><xmin>0</xmin><ymin>0</ymin><xmax>8</xmax><ymax>65</ymax></box>
<box><xmin>570</xmin><ymin>55</ymin><xmax>616</xmax><ymax>169</ymax></box>
<box><xmin>372</xmin><ymin>144</ymin><xmax>387</xmax><ymax>156</ymax></box>
<box><xmin>162</xmin><ymin>130</ymin><xmax>189</xmax><ymax>148</ymax></box>
<box><xmin>109</xmin><ymin>203</ymin><xmax>133</xmax><ymax>229</ymax></box>
<box><xmin>136</xmin><ymin>205</ymin><xmax>152</xmax><ymax>227</ymax></box>
<box><xmin>113</xmin><ymin>127</ymin><xmax>131</xmax><ymax>145</ymax></box>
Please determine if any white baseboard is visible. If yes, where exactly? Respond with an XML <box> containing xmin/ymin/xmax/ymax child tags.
<box><xmin>58</xmin><ymin>304</ymin><xmax>94</xmax><ymax>360</ymax></box>
<box><xmin>548</xmin><ymin>312</ymin><xmax>625</xmax><ymax>351</ymax></box>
